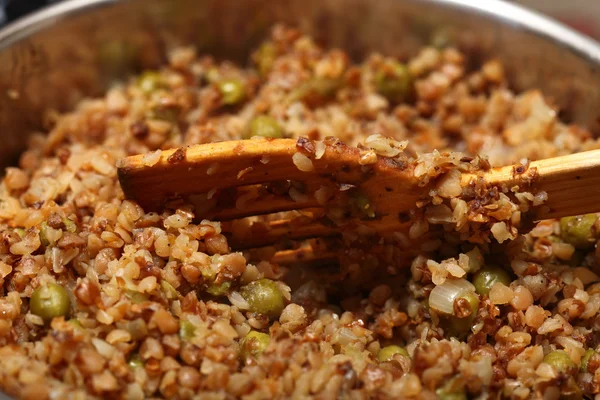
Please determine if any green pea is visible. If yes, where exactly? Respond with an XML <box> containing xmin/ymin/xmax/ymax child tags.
<box><xmin>436</xmin><ymin>391</ymin><xmax>467</xmax><ymax>400</ymax></box>
<box><xmin>580</xmin><ymin>348</ymin><xmax>596</xmax><ymax>372</ymax></box>
<box><xmin>289</xmin><ymin>77</ymin><xmax>342</xmax><ymax>104</ymax></box>
<box><xmin>160</xmin><ymin>280</ymin><xmax>179</xmax><ymax>300</ymax></box>
<box><xmin>138</xmin><ymin>70</ymin><xmax>166</xmax><ymax>94</ymax></box>
<box><xmin>126</xmin><ymin>290</ymin><xmax>149</xmax><ymax>304</ymax></box>
<box><xmin>39</xmin><ymin>222</ymin><xmax>50</xmax><ymax>246</ymax></box>
<box><xmin>240</xmin><ymin>330</ymin><xmax>270</xmax><ymax>361</ymax></box>
<box><xmin>206</xmin><ymin>281</ymin><xmax>231</xmax><ymax>296</ymax></box>
<box><xmin>436</xmin><ymin>376</ymin><xmax>467</xmax><ymax>400</ymax></box>
<box><xmin>448</xmin><ymin>291</ymin><xmax>480</xmax><ymax>335</ymax></box>
<box><xmin>544</xmin><ymin>350</ymin><xmax>576</xmax><ymax>374</ymax></box>
<box><xmin>458</xmin><ymin>292</ymin><xmax>479</xmax><ymax>317</ymax></box>
<box><xmin>148</xmin><ymin>104</ymin><xmax>179</xmax><ymax>123</ymax></box>
<box><xmin>30</xmin><ymin>283</ymin><xmax>71</xmax><ymax>323</ymax></box>
<box><xmin>217</xmin><ymin>78</ymin><xmax>246</xmax><ymax>106</ymax></box>
<box><xmin>547</xmin><ymin>235</ymin><xmax>561</xmax><ymax>243</ymax></box>
<box><xmin>179</xmin><ymin>320</ymin><xmax>196</xmax><ymax>341</ymax></box>
<box><xmin>307</xmin><ymin>77</ymin><xmax>342</xmax><ymax>98</ymax></box>
<box><xmin>128</xmin><ymin>353</ymin><xmax>144</xmax><ymax>369</ymax></box>
<box><xmin>240</xmin><ymin>279</ymin><xmax>286</xmax><ymax>318</ymax></box>
<box><xmin>244</xmin><ymin>116</ymin><xmax>284</xmax><ymax>140</ymax></box>
<box><xmin>62</xmin><ymin>217</ymin><xmax>77</xmax><ymax>233</ymax></box>
<box><xmin>560</xmin><ymin>214</ymin><xmax>598</xmax><ymax>249</ymax></box>
<box><xmin>472</xmin><ymin>266</ymin><xmax>511</xmax><ymax>296</ymax></box>
<box><xmin>256</xmin><ymin>42</ymin><xmax>276</xmax><ymax>78</ymax></box>
<box><xmin>377</xmin><ymin>345</ymin><xmax>409</xmax><ymax>362</ymax></box>
<box><xmin>374</xmin><ymin>61</ymin><xmax>413</xmax><ymax>104</ymax></box>
<box><xmin>69</xmin><ymin>319</ymin><xmax>84</xmax><ymax>331</ymax></box>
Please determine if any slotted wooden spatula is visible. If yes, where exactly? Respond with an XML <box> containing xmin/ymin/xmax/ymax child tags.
<box><xmin>117</xmin><ymin>137</ymin><xmax>600</xmax><ymax>264</ymax></box>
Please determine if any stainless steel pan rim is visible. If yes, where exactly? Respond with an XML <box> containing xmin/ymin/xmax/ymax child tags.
<box><xmin>2</xmin><ymin>0</ymin><xmax>600</xmax><ymax>62</ymax></box>
<box><xmin>0</xmin><ymin>0</ymin><xmax>115</xmax><ymax>48</ymax></box>
<box><xmin>447</xmin><ymin>0</ymin><xmax>600</xmax><ymax>63</ymax></box>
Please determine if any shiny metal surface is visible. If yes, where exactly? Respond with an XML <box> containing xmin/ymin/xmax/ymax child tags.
<box><xmin>0</xmin><ymin>0</ymin><xmax>599</xmax><ymax>172</ymax></box>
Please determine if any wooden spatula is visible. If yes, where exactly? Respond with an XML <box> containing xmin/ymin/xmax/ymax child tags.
<box><xmin>117</xmin><ymin>137</ymin><xmax>600</xmax><ymax>264</ymax></box>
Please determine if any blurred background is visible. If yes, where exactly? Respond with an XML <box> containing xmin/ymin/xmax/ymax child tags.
<box><xmin>1</xmin><ymin>0</ymin><xmax>600</xmax><ymax>41</ymax></box>
<box><xmin>515</xmin><ymin>0</ymin><xmax>600</xmax><ymax>40</ymax></box>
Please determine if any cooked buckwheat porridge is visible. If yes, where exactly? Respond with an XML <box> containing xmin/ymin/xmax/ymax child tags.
<box><xmin>1</xmin><ymin>25</ymin><xmax>600</xmax><ymax>399</ymax></box>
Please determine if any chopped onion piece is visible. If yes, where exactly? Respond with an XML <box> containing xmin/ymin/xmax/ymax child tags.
<box><xmin>314</xmin><ymin>141</ymin><xmax>326</xmax><ymax>159</ymax></box>
<box><xmin>91</xmin><ymin>338</ymin><xmax>116</xmax><ymax>359</ymax></box>
<box><xmin>228</xmin><ymin>291</ymin><xmax>250</xmax><ymax>310</ymax></box>
<box><xmin>292</xmin><ymin>153</ymin><xmax>314</xmax><ymax>172</ymax></box>
<box><xmin>428</xmin><ymin>278</ymin><xmax>475</xmax><ymax>315</ymax></box>
<box><xmin>141</xmin><ymin>150</ymin><xmax>162</xmax><ymax>167</ymax></box>
<box><xmin>364</xmin><ymin>134</ymin><xmax>408</xmax><ymax>157</ymax></box>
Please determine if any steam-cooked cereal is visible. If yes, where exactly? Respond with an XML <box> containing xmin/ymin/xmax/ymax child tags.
<box><xmin>1</xmin><ymin>25</ymin><xmax>600</xmax><ymax>399</ymax></box>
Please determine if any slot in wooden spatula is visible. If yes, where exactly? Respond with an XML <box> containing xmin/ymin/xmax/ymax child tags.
<box><xmin>117</xmin><ymin>137</ymin><xmax>600</xmax><ymax>265</ymax></box>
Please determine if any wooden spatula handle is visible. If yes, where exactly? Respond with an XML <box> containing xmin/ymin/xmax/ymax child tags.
<box><xmin>469</xmin><ymin>149</ymin><xmax>600</xmax><ymax>220</ymax></box>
